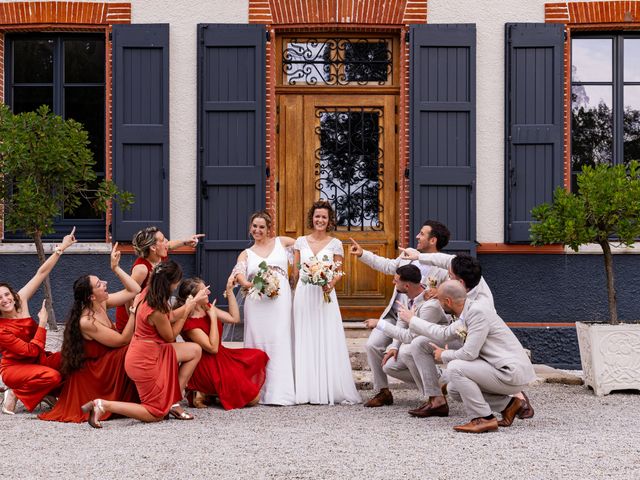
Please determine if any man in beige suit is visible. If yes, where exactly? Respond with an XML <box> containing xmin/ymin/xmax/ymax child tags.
<box><xmin>350</xmin><ymin>220</ymin><xmax>450</xmax><ymax>407</ymax></box>
<box><xmin>363</xmin><ymin>264</ymin><xmax>450</xmax><ymax>415</ymax></box>
<box><xmin>400</xmin><ymin>280</ymin><xmax>537</xmax><ymax>433</ymax></box>
<box><xmin>401</xmin><ymin>251</ymin><xmax>534</xmax><ymax>418</ymax></box>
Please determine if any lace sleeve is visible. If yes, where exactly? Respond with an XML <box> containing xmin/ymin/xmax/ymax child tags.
<box><xmin>329</xmin><ymin>238</ymin><xmax>345</xmax><ymax>257</ymax></box>
<box><xmin>285</xmin><ymin>246</ymin><xmax>295</xmax><ymax>265</ymax></box>
<box><xmin>231</xmin><ymin>260</ymin><xmax>247</xmax><ymax>278</ymax></box>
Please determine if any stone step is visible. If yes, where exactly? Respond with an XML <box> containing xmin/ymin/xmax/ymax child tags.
<box><xmin>343</xmin><ymin>321</ymin><xmax>370</xmax><ymax>338</ymax></box>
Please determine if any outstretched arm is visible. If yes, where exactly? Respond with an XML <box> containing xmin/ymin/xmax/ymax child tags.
<box><xmin>105</xmin><ymin>243</ymin><xmax>142</xmax><ymax>308</ymax></box>
<box><xmin>18</xmin><ymin>228</ymin><xmax>77</xmax><ymax>304</ymax></box>
<box><xmin>168</xmin><ymin>233</ymin><xmax>205</xmax><ymax>250</ymax></box>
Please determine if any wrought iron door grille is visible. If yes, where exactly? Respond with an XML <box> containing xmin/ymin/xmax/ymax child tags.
<box><xmin>315</xmin><ymin>107</ymin><xmax>384</xmax><ymax>230</ymax></box>
<box><xmin>283</xmin><ymin>39</ymin><xmax>392</xmax><ymax>85</ymax></box>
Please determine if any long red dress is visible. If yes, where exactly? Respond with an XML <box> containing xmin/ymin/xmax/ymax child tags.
<box><xmin>114</xmin><ymin>257</ymin><xmax>154</xmax><ymax>333</ymax></box>
<box><xmin>124</xmin><ymin>301</ymin><xmax>181</xmax><ymax>417</ymax></box>
<box><xmin>182</xmin><ymin>314</ymin><xmax>269</xmax><ymax>410</ymax></box>
<box><xmin>38</xmin><ymin>335</ymin><xmax>139</xmax><ymax>423</ymax></box>
<box><xmin>0</xmin><ymin>317</ymin><xmax>62</xmax><ymax>411</ymax></box>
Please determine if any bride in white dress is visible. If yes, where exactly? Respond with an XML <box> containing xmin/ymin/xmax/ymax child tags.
<box><xmin>233</xmin><ymin>211</ymin><xmax>296</xmax><ymax>406</ymax></box>
<box><xmin>292</xmin><ymin>200</ymin><xmax>361</xmax><ymax>405</ymax></box>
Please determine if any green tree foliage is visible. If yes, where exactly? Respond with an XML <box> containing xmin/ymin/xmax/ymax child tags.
<box><xmin>0</xmin><ymin>104</ymin><xmax>133</xmax><ymax>328</ymax></box>
<box><xmin>531</xmin><ymin>161</ymin><xmax>640</xmax><ymax>324</ymax></box>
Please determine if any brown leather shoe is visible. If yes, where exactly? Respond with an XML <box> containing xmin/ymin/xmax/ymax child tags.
<box><xmin>517</xmin><ymin>391</ymin><xmax>534</xmax><ymax>419</ymax></box>
<box><xmin>453</xmin><ymin>416</ymin><xmax>499</xmax><ymax>433</ymax></box>
<box><xmin>497</xmin><ymin>397</ymin><xmax>523</xmax><ymax>427</ymax></box>
<box><xmin>408</xmin><ymin>401</ymin><xmax>449</xmax><ymax>418</ymax></box>
<box><xmin>364</xmin><ymin>388</ymin><xmax>393</xmax><ymax>407</ymax></box>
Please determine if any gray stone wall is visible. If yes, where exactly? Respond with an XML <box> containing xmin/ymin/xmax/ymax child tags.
<box><xmin>0</xmin><ymin>253</ymin><xmax>197</xmax><ymax>324</ymax></box>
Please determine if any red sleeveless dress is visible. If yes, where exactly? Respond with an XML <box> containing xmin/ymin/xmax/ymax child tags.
<box><xmin>0</xmin><ymin>317</ymin><xmax>62</xmax><ymax>411</ymax></box>
<box><xmin>39</xmin><ymin>336</ymin><xmax>139</xmax><ymax>423</ymax></box>
<box><xmin>124</xmin><ymin>301</ymin><xmax>181</xmax><ymax>417</ymax></box>
<box><xmin>182</xmin><ymin>314</ymin><xmax>268</xmax><ymax>410</ymax></box>
<box><xmin>114</xmin><ymin>257</ymin><xmax>154</xmax><ymax>333</ymax></box>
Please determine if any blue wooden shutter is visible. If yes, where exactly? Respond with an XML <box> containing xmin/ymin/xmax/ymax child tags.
<box><xmin>505</xmin><ymin>23</ymin><xmax>565</xmax><ymax>243</ymax></box>
<box><xmin>197</xmin><ymin>24</ymin><xmax>265</xmax><ymax>303</ymax></box>
<box><xmin>410</xmin><ymin>24</ymin><xmax>476</xmax><ymax>254</ymax></box>
<box><xmin>111</xmin><ymin>24</ymin><xmax>170</xmax><ymax>242</ymax></box>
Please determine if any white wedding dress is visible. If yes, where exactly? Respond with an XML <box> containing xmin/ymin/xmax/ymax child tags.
<box><xmin>243</xmin><ymin>237</ymin><xmax>296</xmax><ymax>405</ymax></box>
<box><xmin>293</xmin><ymin>236</ymin><xmax>361</xmax><ymax>405</ymax></box>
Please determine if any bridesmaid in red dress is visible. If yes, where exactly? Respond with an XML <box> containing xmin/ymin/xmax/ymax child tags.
<box><xmin>114</xmin><ymin>227</ymin><xmax>204</xmax><ymax>332</ymax></box>
<box><xmin>0</xmin><ymin>228</ymin><xmax>76</xmax><ymax>414</ymax></box>
<box><xmin>81</xmin><ymin>260</ymin><xmax>207</xmax><ymax>428</ymax></box>
<box><xmin>39</xmin><ymin>243</ymin><xmax>141</xmax><ymax>423</ymax></box>
<box><xmin>176</xmin><ymin>277</ymin><xmax>269</xmax><ymax>410</ymax></box>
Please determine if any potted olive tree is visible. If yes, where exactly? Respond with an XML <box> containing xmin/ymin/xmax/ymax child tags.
<box><xmin>0</xmin><ymin>104</ymin><xmax>133</xmax><ymax>329</ymax></box>
<box><xmin>530</xmin><ymin>161</ymin><xmax>640</xmax><ymax>395</ymax></box>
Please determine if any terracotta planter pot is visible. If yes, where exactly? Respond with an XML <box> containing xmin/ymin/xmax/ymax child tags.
<box><xmin>576</xmin><ymin>321</ymin><xmax>640</xmax><ymax>396</ymax></box>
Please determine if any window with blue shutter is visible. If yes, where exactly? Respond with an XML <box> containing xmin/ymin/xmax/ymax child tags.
<box><xmin>111</xmin><ymin>24</ymin><xmax>170</xmax><ymax>242</ymax></box>
<box><xmin>410</xmin><ymin>24</ymin><xmax>477</xmax><ymax>254</ymax></box>
<box><xmin>505</xmin><ymin>23</ymin><xmax>565</xmax><ymax>243</ymax></box>
<box><xmin>197</xmin><ymin>24</ymin><xmax>266</xmax><ymax>305</ymax></box>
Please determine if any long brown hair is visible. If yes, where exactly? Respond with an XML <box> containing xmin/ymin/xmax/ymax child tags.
<box><xmin>145</xmin><ymin>260</ymin><xmax>183</xmax><ymax>313</ymax></box>
<box><xmin>0</xmin><ymin>282</ymin><xmax>21</xmax><ymax>314</ymax></box>
<box><xmin>60</xmin><ymin>275</ymin><xmax>94</xmax><ymax>375</ymax></box>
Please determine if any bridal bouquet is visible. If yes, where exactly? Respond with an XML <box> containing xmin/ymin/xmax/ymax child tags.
<box><xmin>244</xmin><ymin>261</ymin><xmax>281</xmax><ymax>300</ymax></box>
<box><xmin>299</xmin><ymin>255</ymin><xmax>343</xmax><ymax>303</ymax></box>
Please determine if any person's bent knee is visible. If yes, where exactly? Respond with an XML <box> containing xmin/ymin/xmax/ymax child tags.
<box><xmin>190</xmin><ymin>343</ymin><xmax>202</xmax><ymax>360</ymax></box>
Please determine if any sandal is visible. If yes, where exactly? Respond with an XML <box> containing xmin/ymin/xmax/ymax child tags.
<box><xmin>81</xmin><ymin>399</ymin><xmax>105</xmax><ymax>428</ymax></box>
<box><xmin>41</xmin><ymin>394</ymin><xmax>57</xmax><ymax>409</ymax></box>
<box><xmin>168</xmin><ymin>403</ymin><xmax>194</xmax><ymax>420</ymax></box>
<box><xmin>1</xmin><ymin>389</ymin><xmax>17</xmax><ymax>415</ymax></box>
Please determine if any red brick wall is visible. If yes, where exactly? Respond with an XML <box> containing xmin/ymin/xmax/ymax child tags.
<box><xmin>0</xmin><ymin>2</ymin><xmax>131</xmax><ymax>240</ymax></box>
<box><xmin>249</xmin><ymin>0</ymin><xmax>426</xmax><ymax>246</ymax></box>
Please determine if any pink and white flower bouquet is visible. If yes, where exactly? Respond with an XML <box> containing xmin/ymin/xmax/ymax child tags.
<box><xmin>299</xmin><ymin>255</ymin><xmax>343</xmax><ymax>303</ymax></box>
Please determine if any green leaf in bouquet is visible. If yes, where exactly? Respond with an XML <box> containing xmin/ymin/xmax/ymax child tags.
<box><xmin>258</xmin><ymin>260</ymin><xmax>268</xmax><ymax>270</ymax></box>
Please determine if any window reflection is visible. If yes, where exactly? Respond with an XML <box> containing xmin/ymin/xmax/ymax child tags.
<box><xmin>571</xmin><ymin>85</ymin><xmax>613</xmax><ymax>169</ymax></box>
<box><xmin>572</xmin><ymin>38</ymin><xmax>612</xmax><ymax>82</ymax></box>
<box><xmin>624</xmin><ymin>86</ymin><xmax>640</xmax><ymax>164</ymax></box>
<box><xmin>624</xmin><ymin>39</ymin><xmax>640</xmax><ymax>82</ymax></box>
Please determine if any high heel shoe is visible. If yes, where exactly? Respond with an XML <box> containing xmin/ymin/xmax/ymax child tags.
<box><xmin>2</xmin><ymin>389</ymin><xmax>17</xmax><ymax>415</ymax></box>
<box><xmin>81</xmin><ymin>399</ymin><xmax>105</xmax><ymax>428</ymax></box>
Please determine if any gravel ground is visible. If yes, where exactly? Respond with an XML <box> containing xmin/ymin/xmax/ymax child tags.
<box><xmin>1</xmin><ymin>384</ymin><xmax>639</xmax><ymax>479</ymax></box>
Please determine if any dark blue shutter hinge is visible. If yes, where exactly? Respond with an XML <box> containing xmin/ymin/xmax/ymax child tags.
<box><xmin>266</xmin><ymin>166</ymin><xmax>270</xmax><ymax>177</ymax></box>
<box><xmin>108</xmin><ymin>31</ymin><xmax>113</xmax><ymax>41</ymax></box>
<box><xmin>404</xmin><ymin>168</ymin><xmax>410</xmax><ymax>179</ymax></box>
<box><xmin>266</xmin><ymin>30</ymin><xmax>271</xmax><ymax>42</ymax></box>
<box><xmin>201</xmin><ymin>180</ymin><xmax>208</xmax><ymax>199</ymax></box>
<box><xmin>405</xmin><ymin>31</ymin><xmax>410</xmax><ymax>43</ymax></box>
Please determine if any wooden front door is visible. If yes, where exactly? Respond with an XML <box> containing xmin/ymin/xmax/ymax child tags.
<box><xmin>277</xmin><ymin>94</ymin><xmax>397</xmax><ymax>318</ymax></box>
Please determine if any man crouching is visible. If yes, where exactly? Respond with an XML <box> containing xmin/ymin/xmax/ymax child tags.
<box><xmin>398</xmin><ymin>280</ymin><xmax>536</xmax><ymax>433</ymax></box>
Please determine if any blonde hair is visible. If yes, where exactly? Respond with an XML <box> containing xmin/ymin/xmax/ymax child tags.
<box><xmin>132</xmin><ymin>226</ymin><xmax>160</xmax><ymax>258</ymax></box>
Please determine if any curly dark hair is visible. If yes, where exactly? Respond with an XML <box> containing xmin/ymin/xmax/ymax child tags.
<box><xmin>306</xmin><ymin>200</ymin><xmax>337</xmax><ymax>232</ymax></box>
<box><xmin>174</xmin><ymin>277</ymin><xmax>204</xmax><ymax>309</ymax></box>
<box><xmin>61</xmin><ymin>275</ymin><xmax>94</xmax><ymax>375</ymax></box>
<box><xmin>451</xmin><ymin>254</ymin><xmax>482</xmax><ymax>290</ymax></box>
<box><xmin>422</xmin><ymin>220</ymin><xmax>451</xmax><ymax>251</ymax></box>
<box><xmin>145</xmin><ymin>260</ymin><xmax>183</xmax><ymax>314</ymax></box>
<box><xmin>0</xmin><ymin>282</ymin><xmax>22</xmax><ymax>314</ymax></box>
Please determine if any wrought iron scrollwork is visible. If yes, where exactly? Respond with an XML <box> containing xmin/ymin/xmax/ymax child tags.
<box><xmin>315</xmin><ymin>107</ymin><xmax>384</xmax><ymax>231</ymax></box>
<box><xmin>283</xmin><ymin>39</ymin><xmax>392</xmax><ymax>86</ymax></box>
